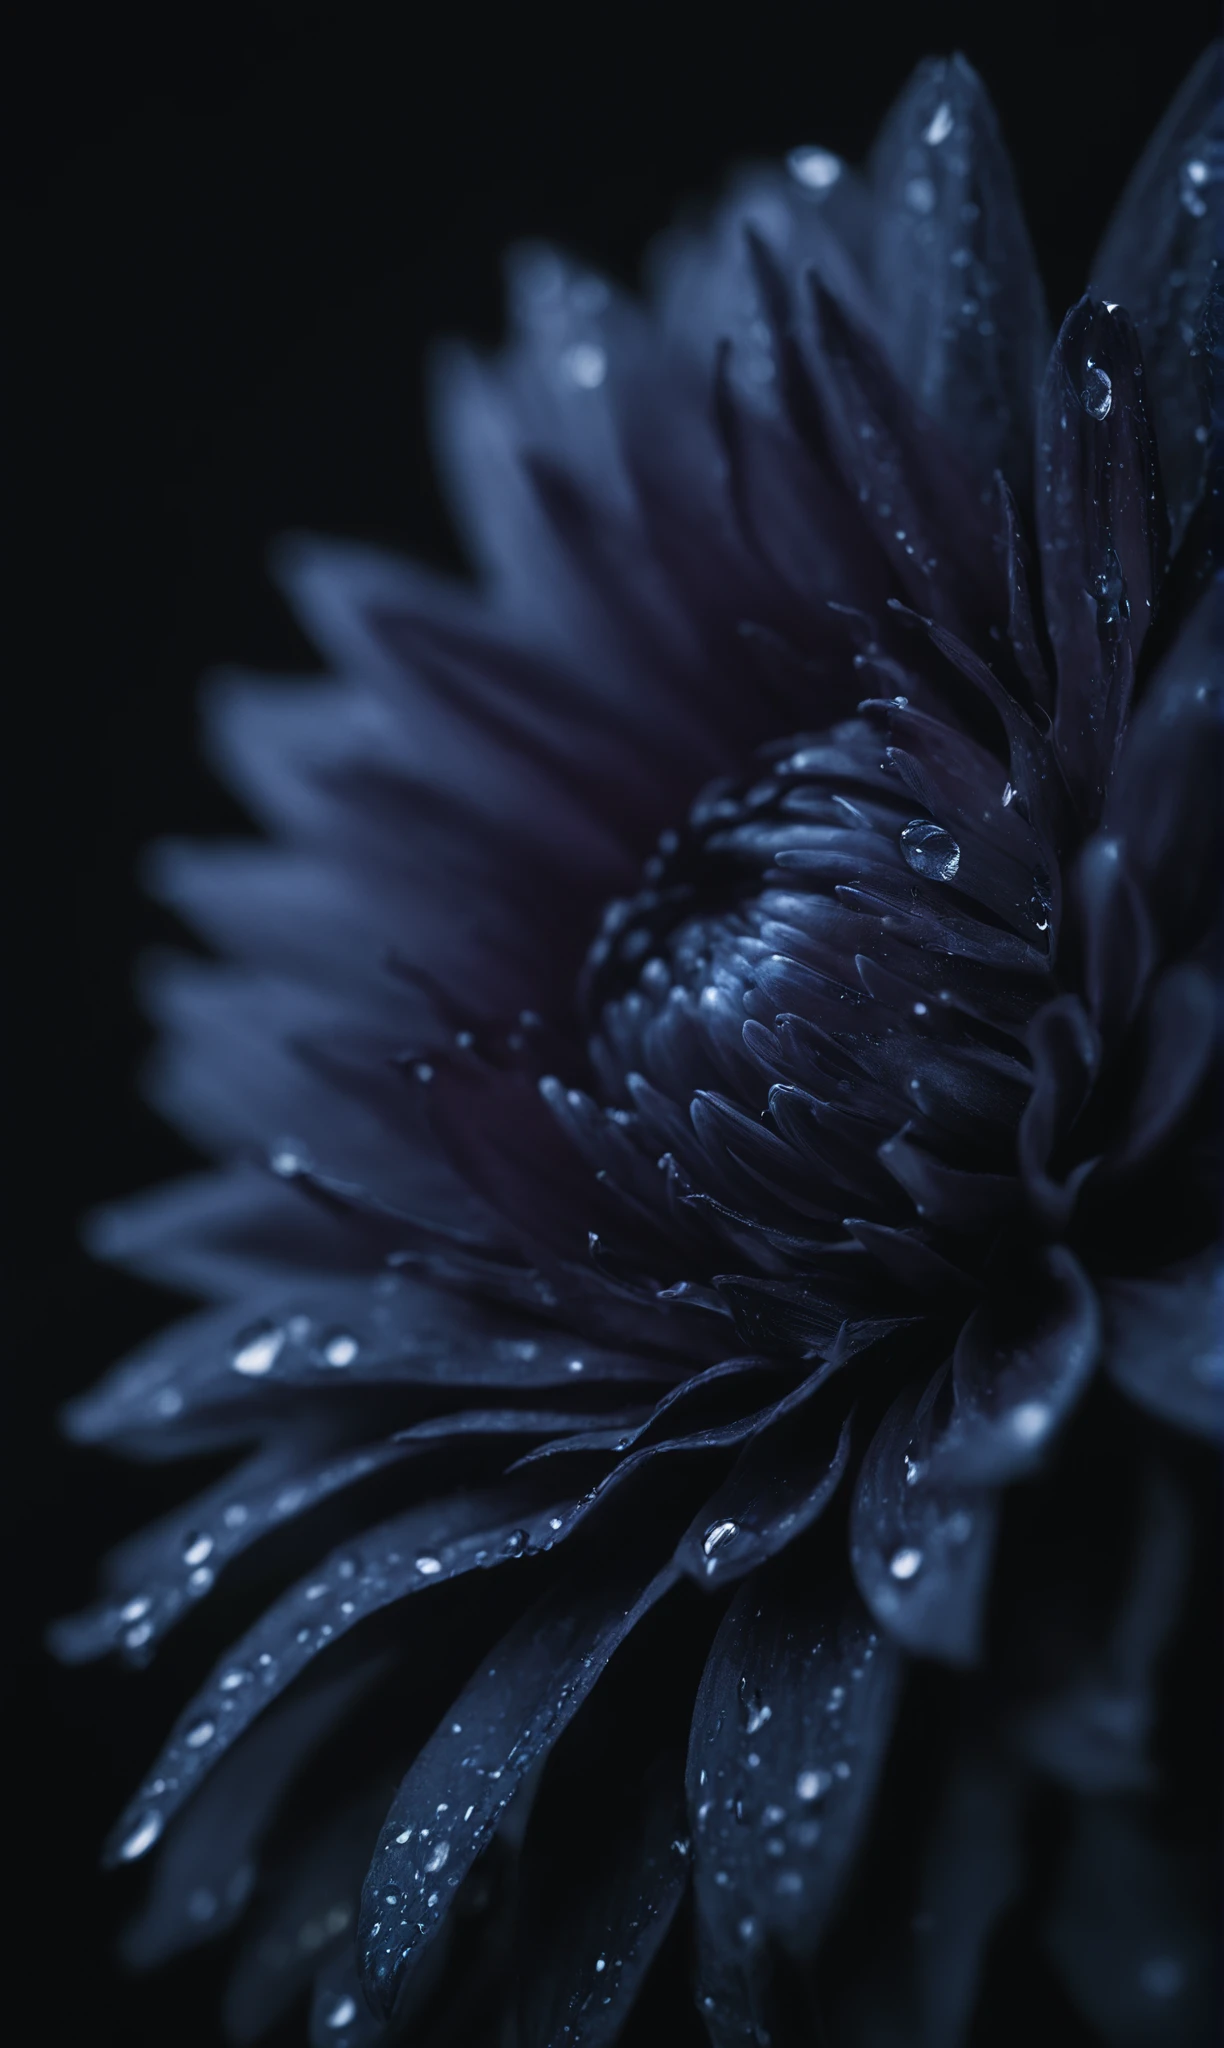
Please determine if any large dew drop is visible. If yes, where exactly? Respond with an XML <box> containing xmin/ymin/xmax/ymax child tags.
<box><xmin>231</xmin><ymin>1323</ymin><xmax>284</xmax><ymax>1377</ymax></box>
<box><xmin>899</xmin><ymin>819</ymin><xmax>961</xmax><ymax>882</ymax></box>
<box><xmin>702</xmin><ymin>1519</ymin><xmax>739</xmax><ymax>1557</ymax></box>
<box><xmin>1080</xmin><ymin>360</ymin><xmax>1113</xmax><ymax>419</ymax></box>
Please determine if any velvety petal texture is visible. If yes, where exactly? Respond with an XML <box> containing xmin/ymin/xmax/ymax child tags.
<box><xmin>61</xmin><ymin>47</ymin><xmax>1221</xmax><ymax>2048</ymax></box>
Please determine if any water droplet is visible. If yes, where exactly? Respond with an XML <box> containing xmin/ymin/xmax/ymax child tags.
<box><xmin>322</xmin><ymin>1331</ymin><xmax>358</xmax><ymax>1368</ymax></box>
<box><xmin>796</xmin><ymin>1769</ymin><xmax>830</xmax><ymax>1803</ymax></box>
<box><xmin>904</xmin><ymin>176</ymin><xmax>936</xmax><ymax>214</ymax></box>
<box><xmin>182</xmin><ymin>1532</ymin><xmax>213</xmax><ymax>1567</ymax></box>
<box><xmin>1139</xmin><ymin>1955</ymin><xmax>1185</xmax><ymax>1999</ymax></box>
<box><xmin>120</xmin><ymin>1596</ymin><xmax>151</xmax><ymax>1623</ymax></box>
<box><xmin>501</xmin><ymin>1530</ymin><xmax>528</xmax><ymax>1557</ymax></box>
<box><xmin>184</xmin><ymin>1718</ymin><xmax>215</xmax><ymax>1749</ymax></box>
<box><xmin>1180</xmin><ymin>158</ymin><xmax>1210</xmax><ymax>216</ymax></box>
<box><xmin>1009</xmin><ymin>1400</ymin><xmax>1051</xmax><ymax>1443</ymax></box>
<box><xmin>326</xmin><ymin>1997</ymin><xmax>357</xmax><ymax>2030</ymax></box>
<box><xmin>222</xmin><ymin>1504</ymin><xmax>248</xmax><ymax>1528</ymax></box>
<box><xmin>923</xmin><ymin>101</ymin><xmax>953</xmax><ymax>145</ymax></box>
<box><xmin>413</xmin><ymin>1061</ymin><xmax>434</xmax><ymax>1083</ymax></box>
<box><xmin>899</xmin><ymin>819</ymin><xmax>961</xmax><ymax>882</ymax></box>
<box><xmin>424</xmin><ymin>1840</ymin><xmax>449</xmax><ymax>1873</ymax></box>
<box><xmin>187</xmin><ymin>1566</ymin><xmax>214</xmax><ymax>1595</ymax></box>
<box><xmin>742</xmin><ymin>1688</ymin><xmax>772</xmax><ymax>1735</ymax></box>
<box><xmin>703</xmin><ymin>1519</ymin><xmax>739</xmax><ymax>1557</ymax></box>
<box><xmin>561</xmin><ymin>342</ymin><xmax>607</xmax><ymax>389</ymax></box>
<box><xmin>124</xmin><ymin>1621</ymin><xmax>153</xmax><ymax>1649</ymax></box>
<box><xmin>1002</xmin><ymin>781</ymin><xmax>1016</xmax><ymax>807</ymax></box>
<box><xmin>903</xmin><ymin>1454</ymin><xmax>923</xmax><ymax>1486</ymax></box>
<box><xmin>232</xmin><ymin>1323</ymin><xmax>284</xmax><ymax>1377</ymax></box>
<box><xmin>595</xmin><ymin>1955</ymin><xmax>607</xmax><ymax>1973</ymax></box>
<box><xmin>889</xmin><ymin>1546</ymin><xmax>924</xmax><ymax>1581</ymax></box>
<box><xmin>787</xmin><ymin>146</ymin><xmax>841</xmax><ymax>191</ymax></box>
<box><xmin>566</xmin><ymin>1357</ymin><xmax>585</xmax><ymax>1374</ymax></box>
<box><xmin>737</xmin><ymin>1916</ymin><xmax>758</xmax><ymax>1942</ymax></box>
<box><xmin>1080</xmin><ymin>361</ymin><xmax>1112</xmax><ymax>419</ymax></box>
<box><xmin>119</xmin><ymin>1810</ymin><xmax>163</xmax><ymax>1861</ymax></box>
<box><xmin>219</xmin><ymin>1667</ymin><xmax>249</xmax><ymax>1691</ymax></box>
<box><xmin>415</xmin><ymin>1556</ymin><xmax>443</xmax><ymax>1576</ymax></box>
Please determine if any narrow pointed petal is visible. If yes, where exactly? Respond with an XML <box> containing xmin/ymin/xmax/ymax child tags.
<box><xmin>674</xmin><ymin>1371</ymin><xmax>852</xmax><ymax>1586</ymax></box>
<box><xmin>850</xmin><ymin>1369</ymin><xmax>998</xmax><ymax>1665</ymax></box>
<box><xmin>1092</xmin><ymin>43</ymin><xmax>1224</xmax><ymax>550</ymax></box>
<box><xmin>358</xmin><ymin>1559</ymin><xmax>677</xmax><ymax>2017</ymax></box>
<box><xmin>1103</xmin><ymin>1251</ymin><xmax>1224</xmax><ymax>1441</ymax></box>
<box><xmin>1037</xmin><ymin>298</ymin><xmax>1168</xmax><ymax>825</ymax></box>
<box><xmin>104</xmin><ymin>1489</ymin><xmax>573</xmax><ymax>1865</ymax></box>
<box><xmin>870</xmin><ymin>53</ymin><xmax>1049</xmax><ymax>496</ymax></box>
<box><xmin>518</xmin><ymin>1752</ymin><xmax>689</xmax><ymax>2048</ymax></box>
<box><xmin>687</xmin><ymin>1570</ymin><xmax>902</xmax><ymax>2043</ymax></box>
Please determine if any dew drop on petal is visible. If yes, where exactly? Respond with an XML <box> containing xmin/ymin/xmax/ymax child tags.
<box><xmin>119</xmin><ymin>1810</ymin><xmax>163</xmax><ymax>1861</ymax></box>
<box><xmin>184</xmin><ymin>1718</ymin><xmax>215</xmax><ymax>1749</ymax></box>
<box><xmin>703</xmin><ymin>1519</ymin><xmax>739</xmax><ymax>1557</ymax></box>
<box><xmin>923</xmin><ymin>101</ymin><xmax>953</xmax><ymax>144</ymax></box>
<box><xmin>322</xmin><ymin>1332</ymin><xmax>359</xmax><ymax>1368</ymax></box>
<box><xmin>1080</xmin><ymin>362</ymin><xmax>1113</xmax><ymax>419</ymax></box>
<box><xmin>787</xmin><ymin>146</ymin><xmax>841</xmax><ymax>191</ymax></box>
<box><xmin>904</xmin><ymin>176</ymin><xmax>936</xmax><ymax>213</ymax></box>
<box><xmin>796</xmin><ymin>1769</ymin><xmax>830</xmax><ymax>1802</ymax></box>
<box><xmin>182</xmin><ymin>1532</ymin><xmax>213</xmax><ymax>1567</ymax></box>
<box><xmin>889</xmin><ymin>1546</ymin><xmax>924</xmax><ymax>1581</ymax></box>
<box><xmin>120</xmin><ymin>1596</ymin><xmax>151</xmax><ymax>1623</ymax></box>
<box><xmin>415</xmin><ymin>1556</ymin><xmax>443</xmax><ymax>1577</ymax></box>
<box><xmin>900</xmin><ymin>818</ymin><xmax>961</xmax><ymax>882</ymax></box>
<box><xmin>1010</xmin><ymin>1400</ymin><xmax>1051</xmax><ymax>1443</ymax></box>
<box><xmin>232</xmin><ymin>1323</ymin><xmax>284</xmax><ymax>1377</ymax></box>
<box><xmin>561</xmin><ymin>342</ymin><xmax>607</xmax><ymax>389</ymax></box>
<box><xmin>326</xmin><ymin>1997</ymin><xmax>357</xmax><ymax>2029</ymax></box>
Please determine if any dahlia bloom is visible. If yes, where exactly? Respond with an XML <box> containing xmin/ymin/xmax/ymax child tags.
<box><xmin>58</xmin><ymin>47</ymin><xmax>1221</xmax><ymax>2048</ymax></box>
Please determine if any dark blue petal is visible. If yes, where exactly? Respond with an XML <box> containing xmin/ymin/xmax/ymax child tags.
<box><xmin>687</xmin><ymin>1570</ymin><xmax>902</xmax><ymax>2042</ymax></box>
<box><xmin>1091</xmin><ymin>43</ymin><xmax>1223</xmax><ymax>550</ymax></box>
<box><xmin>850</xmin><ymin>1368</ymin><xmax>998</xmax><ymax>1665</ymax></box>
<box><xmin>1017</xmin><ymin>995</ymin><xmax>1101</xmax><ymax>1229</ymax></box>
<box><xmin>357</xmin><ymin>1558</ymin><xmax>678</xmax><ymax>2017</ymax></box>
<box><xmin>223</xmin><ymin>1785</ymin><xmax>390</xmax><ymax>2045</ymax></box>
<box><xmin>1037</xmin><ymin>299</ymin><xmax>1167</xmax><ymax>827</ymax></box>
<box><xmin>674</xmin><ymin>1368</ymin><xmax>853</xmax><ymax>1587</ymax></box>
<box><xmin>1103</xmin><ymin>1250</ymin><xmax>1224</xmax><ymax>1441</ymax></box>
<box><xmin>1012</xmin><ymin>1462</ymin><xmax>1191</xmax><ymax>1793</ymax></box>
<box><xmin>1106</xmin><ymin>578</ymin><xmax>1222</xmax><ymax>960</ymax></box>
<box><xmin>930</xmin><ymin>1247</ymin><xmax>1100</xmax><ymax>1486</ymax></box>
<box><xmin>1043</xmin><ymin>1797</ymin><xmax>1217</xmax><ymax>2043</ymax></box>
<box><xmin>518</xmin><ymin>1752</ymin><xmax>689</xmax><ymax>2048</ymax></box>
<box><xmin>869</xmin><ymin>54</ymin><xmax>1049</xmax><ymax>498</ymax></box>
<box><xmin>119</xmin><ymin>1660</ymin><xmax>383</xmax><ymax>1967</ymax></box>
<box><xmin>104</xmin><ymin>1489</ymin><xmax>575</xmax><ymax>1866</ymax></box>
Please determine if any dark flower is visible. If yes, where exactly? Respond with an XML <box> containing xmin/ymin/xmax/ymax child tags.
<box><xmin>58</xmin><ymin>47</ymin><xmax>1221</xmax><ymax>2048</ymax></box>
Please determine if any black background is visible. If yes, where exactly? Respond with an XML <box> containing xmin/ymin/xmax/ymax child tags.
<box><xmin>8</xmin><ymin>2</ymin><xmax>1216</xmax><ymax>2041</ymax></box>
